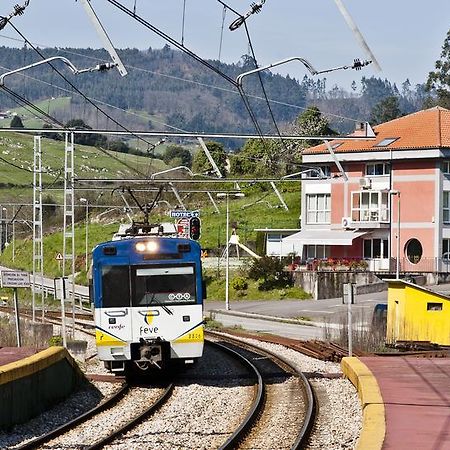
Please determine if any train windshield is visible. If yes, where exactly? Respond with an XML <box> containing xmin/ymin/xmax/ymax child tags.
<box><xmin>132</xmin><ymin>264</ymin><xmax>197</xmax><ymax>306</ymax></box>
<box><xmin>101</xmin><ymin>265</ymin><xmax>131</xmax><ymax>308</ymax></box>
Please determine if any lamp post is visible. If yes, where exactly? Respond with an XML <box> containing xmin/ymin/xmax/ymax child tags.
<box><xmin>217</xmin><ymin>192</ymin><xmax>245</xmax><ymax>310</ymax></box>
<box><xmin>80</xmin><ymin>198</ymin><xmax>89</xmax><ymax>272</ymax></box>
<box><xmin>390</xmin><ymin>190</ymin><xmax>401</xmax><ymax>279</ymax></box>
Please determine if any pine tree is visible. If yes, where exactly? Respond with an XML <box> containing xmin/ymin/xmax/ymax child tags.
<box><xmin>426</xmin><ymin>30</ymin><xmax>450</xmax><ymax>108</ymax></box>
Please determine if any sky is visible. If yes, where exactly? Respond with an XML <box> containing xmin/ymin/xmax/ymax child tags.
<box><xmin>0</xmin><ymin>0</ymin><xmax>449</xmax><ymax>92</ymax></box>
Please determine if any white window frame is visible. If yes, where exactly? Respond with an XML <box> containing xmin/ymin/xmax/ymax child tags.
<box><xmin>306</xmin><ymin>245</ymin><xmax>330</xmax><ymax>260</ymax></box>
<box><xmin>365</xmin><ymin>162</ymin><xmax>390</xmax><ymax>176</ymax></box>
<box><xmin>306</xmin><ymin>193</ymin><xmax>331</xmax><ymax>224</ymax></box>
<box><xmin>351</xmin><ymin>191</ymin><xmax>389</xmax><ymax>222</ymax></box>
<box><xmin>363</xmin><ymin>238</ymin><xmax>389</xmax><ymax>259</ymax></box>
<box><xmin>444</xmin><ymin>191</ymin><xmax>450</xmax><ymax>224</ymax></box>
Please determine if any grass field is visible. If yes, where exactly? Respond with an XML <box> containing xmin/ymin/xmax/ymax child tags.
<box><xmin>0</xmin><ymin>130</ymin><xmax>168</xmax><ymax>187</ymax></box>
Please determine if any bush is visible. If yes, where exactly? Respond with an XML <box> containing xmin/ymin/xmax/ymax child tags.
<box><xmin>49</xmin><ymin>335</ymin><xmax>63</xmax><ymax>346</ymax></box>
<box><xmin>248</xmin><ymin>256</ymin><xmax>291</xmax><ymax>291</ymax></box>
<box><xmin>231</xmin><ymin>276</ymin><xmax>248</xmax><ymax>291</ymax></box>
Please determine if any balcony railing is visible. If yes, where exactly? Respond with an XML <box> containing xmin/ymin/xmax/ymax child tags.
<box><xmin>351</xmin><ymin>207</ymin><xmax>389</xmax><ymax>223</ymax></box>
<box><xmin>293</xmin><ymin>257</ymin><xmax>450</xmax><ymax>273</ymax></box>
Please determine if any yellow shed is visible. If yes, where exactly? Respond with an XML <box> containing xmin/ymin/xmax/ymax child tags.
<box><xmin>386</xmin><ymin>280</ymin><xmax>450</xmax><ymax>346</ymax></box>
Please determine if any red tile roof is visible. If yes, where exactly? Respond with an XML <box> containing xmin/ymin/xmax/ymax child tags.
<box><xmin>304</xmin><ymin>106</ymin><xmax>450</xmax><ymax>154</ymax></box>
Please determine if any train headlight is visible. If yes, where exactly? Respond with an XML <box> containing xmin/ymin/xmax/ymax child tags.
<box><xmin>146</xmin><ymin>241</ymin><xmax>158</xmax><ymax>252</ymax></box>
<box><xmin>135</xmin><ymin>241</ymin><xmax>159</xmax><ymax>253</ymax></box>
<box><xmin>135</xmin><ymin>242</ymin><xmax>146</xmax><ymax>252</ymax></box>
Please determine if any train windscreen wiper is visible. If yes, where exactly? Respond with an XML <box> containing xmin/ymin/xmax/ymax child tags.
<box><xmin>145</xmin><ymin>292</ymin><xmax>173</xmax><ymax>315</ymax></box>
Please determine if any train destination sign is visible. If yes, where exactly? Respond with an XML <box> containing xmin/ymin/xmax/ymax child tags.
<box><xmin>169</xmin><ymin>210</ymin><xmax>200</xmax><ymax>219</ymax></box>
<box><xmin>1</xmin><ymin>271</ymin><xmax>30</xmax><ymax>288</ymax></box>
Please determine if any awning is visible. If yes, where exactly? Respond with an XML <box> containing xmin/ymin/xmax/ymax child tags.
<box><xmin>282</xmin><ymin>229</ymin><xmax>367</xmax><ymax>246</ymax></box>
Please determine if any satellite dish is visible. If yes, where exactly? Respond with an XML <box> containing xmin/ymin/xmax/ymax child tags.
<box><xmin>333</xmin><ymin>0</ymin><xmax>381</xmax><ymax>72</ymax></box>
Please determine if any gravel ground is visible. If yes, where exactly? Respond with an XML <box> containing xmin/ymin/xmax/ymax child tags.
<box><xmin>0</xmin><ymin>381</ymin><xmax>119</xmax><ymax>450</ymax></box>
<box><xmin>42</xmin><ymin>386</ymin><xmax>165</xmax><ymax>449</ymax></box>
<box><xmin>103</xmin><ymin>383</ymin><xmax>253</xmax><ymax>450</ymax></box>
<box><xmin>307</xmin><ymin>378</ymin><xmax>362</xmax><ymax>449</ymax></box>
<box><xmin>0</xmin><ymin>319</ymin><xmax>362</xmax><ymax>450</ymax></box>
<box><xmin>217</xmin><ymin>333</ymin><xmax>362</xmax><ymax>450</ymax></box>
<box><xmin>240</xmin><ymin>376</ymin><xmax>305</xmax><ymax>450</ymax></box>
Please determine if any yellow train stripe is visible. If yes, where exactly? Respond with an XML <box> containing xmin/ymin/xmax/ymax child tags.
<box><xmin>95</xmin><ymin>329</ymin><xmax>127</xmax><ymax>347</ymax></box>
<box><xmin>174</xmin><ymin>325</ymin><xmax>204</xmax><ymax>343</ymax></box>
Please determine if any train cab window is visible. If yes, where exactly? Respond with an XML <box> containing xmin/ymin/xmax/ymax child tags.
<box><xmin>132</xmin><ymin>265</ymin><xmax>196</xmax><ymax>306</ymax></box>
<box><xmin>101</xmin><ymin>266</ymin><xmax>131</xmax><ymax>308</ymax></box>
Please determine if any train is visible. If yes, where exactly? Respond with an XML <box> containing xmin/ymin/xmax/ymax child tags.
<box><xmin>90</xmin><ymin>225</ymin><xmax>205</xmax><ymax>374</ymax></box>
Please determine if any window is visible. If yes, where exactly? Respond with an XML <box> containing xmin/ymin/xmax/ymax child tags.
<box><xmin>363</xmin><ymin>239</ymin><xmax>389</xmax><ymax>259</ymax></box>
<box><xmin>405</xmin><ymin>238</ymin><xmax>423</xmax><ymax>264</ymax></box>
<box><xmin>306</xmin><ymin>245</ymin><xmax>330</xmax><ymax>259</ymax></box>
<box><xmin>351</xmin><ymin>191</ymin><xmax>389</xmax><ymax>222</ymax></box>
<box><xmin>132</xmin><ymin>264</ymin><xmax>196</xmax><ymax>306</ymax></box>
<box><xmin>309</xmin><ymin>165</ymin><xmax>331</xmax><ymax>178</ymax></box>
<box><xmin>102</xmin><ymin>266</ymin><xmax>131</xmax><ymax>308</ymax></box>
<box><xmin>443</xmin><ymin>239</ymin><xmax>450</xmax><ymax>260</ymax></box>
<box><xmin>306</xmin><ymin>194</ymin><xmax>331</xmax><ymax>224</ymax></box>
<box><xmin>444</xmin><ymin>192</ymin><xmax>450</xmax><ymax>223</ymax></box>
<box><xmin>443</xmin><ymin>161</ymin><xmax>450</xmax><ymax>175</ymax></box>
<box><xmin>365</xmin><ymin>163</ymin><xmax>391</xmax><ymax>176</ymax></box>
<box><xmin>374</xmin><ymin>138</ymin><xmax>398</xmax><ymax>147</ymax></box>
<box><xmin>427</xmin><ymin>302</ymin><xmax>443</xmax><ymax>311</ymax></box>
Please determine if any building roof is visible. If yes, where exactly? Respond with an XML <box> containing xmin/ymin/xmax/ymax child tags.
<box><xmin>304</xmin><ymin>106</ymin><xmax>450</xmax><ymax>155</ymax></box>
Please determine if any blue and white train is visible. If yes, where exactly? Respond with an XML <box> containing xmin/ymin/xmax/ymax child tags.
<box><xmin>91</xmin><ymin>231</ymin><xmax>205</xmax><ymax>373</ymax></box>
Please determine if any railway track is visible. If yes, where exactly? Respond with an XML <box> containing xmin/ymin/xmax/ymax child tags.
<box><xmin>14</xmin><ymin>381</ymin><xmax>173</xmax><ymax>450</ymax></box>
<box><xmin>207</xmin><ymin>331</ymin><xmax>316</xmax><ymax>450</ymax></box>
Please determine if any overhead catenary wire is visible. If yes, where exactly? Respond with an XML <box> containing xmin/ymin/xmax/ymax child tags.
<box><xmin>6</xmin><ymin>22</ymin><xmax>159</xmax><ymax>173</ymax></box>
<box><xmin>0</xmin><ymin>34</ymin><xmax>365</xmax><ymax>126</ymax></box>
<box><xmin>218</xmin><ymin>6</ymin><xmax>227</xmax><ymax>61</ymax></box>
<box><xmin>0</xmin><ymin>85</ymin><xmax>65</xmax><ymax>127</ymax></box>
<box><xmin>103</xmin><ymin>0</ymin><xmax>267</xmax><ymax>142</ymax></box>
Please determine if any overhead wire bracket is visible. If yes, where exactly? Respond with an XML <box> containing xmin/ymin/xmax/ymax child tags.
<box><xmin>197</xmin><ymin>137</ymin><xmax>223</xmax><ymax>178</ymax></box>
<box><xmin>79</xmin><ymin>0</ymin><xmax>128</xmax><ymax>77</ymax></box>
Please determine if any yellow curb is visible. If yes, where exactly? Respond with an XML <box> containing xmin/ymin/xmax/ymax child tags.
<box><xmin>341</xmin><ymin>357</ymin><xmax>385</xmax><ymax>450</ymax></box>
<box><xmin>0</xmin><ymin>347</ymin><xmax>76</xmax><ymax>385</ymax></box>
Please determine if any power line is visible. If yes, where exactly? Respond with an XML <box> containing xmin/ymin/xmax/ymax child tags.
<box><xmin>7</xmin><ymin>22</ymin><xmax>159</xmax><ymax>173</ymax></box>
<box><xmin>0</xmin><ymin>33</ymin><xmax>364</xmax><ymax>125</ymax></box>
<box><xmin>103</xmin><ymin>0</ymin><xmax>267</xmax><ymax>142</ymax></box>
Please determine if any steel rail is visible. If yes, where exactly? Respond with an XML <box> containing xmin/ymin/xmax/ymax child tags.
<box><xmin>207</xmin><ymin>330</ymin><xmax>317</xmax><ymax>450</ymax></box>
<box><xmin>207</xmin><ymin>340</ymin><xmax>265</xmax><ymax>450</ymax></box>
<box><xmin>15</xmin><ymin>383</ymin><xmax>129</xmax><ymax>450</ymax></box>
<box><xmin>86</xmin><ymin>382</ymin><xmax>174</xmax><ymax>450</ymax></box>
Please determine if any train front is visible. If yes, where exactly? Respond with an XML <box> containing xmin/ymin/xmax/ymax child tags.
<box><xmin>92</xmin><ymin>237</ymin><xmax>204</xmax><ymax>373</ymax></box>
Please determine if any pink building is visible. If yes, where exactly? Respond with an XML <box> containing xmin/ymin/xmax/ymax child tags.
<box><xmin>283</xmin><ymin>106</ymin><xmax>450</xmax><ymax>274</ymax></box>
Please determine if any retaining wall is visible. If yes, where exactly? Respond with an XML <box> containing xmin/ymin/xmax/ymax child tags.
<box><xmin>0</xmin><ymin>347</ymin><xmax>85</xmax><ymax>429</ymax></box>
<box><xmin>293</xmin><ymin>271</ymin><xmax>386</xmax><ymax>300</ymax></box>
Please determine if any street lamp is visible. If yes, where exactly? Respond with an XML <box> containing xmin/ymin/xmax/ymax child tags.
<box><xmin>80</xmin><ymin>198</ymin><xmax>89</xmax><ymax>272</ymax></box>
<box><xmin>217</xmin><ymin>192</ymin><xmax>245</xmax><ymax>310</ymax></box>
<box><xmin>390</xmin><ymin>190</ymin><xmax>401</xmax><ymax>279</ymax></box>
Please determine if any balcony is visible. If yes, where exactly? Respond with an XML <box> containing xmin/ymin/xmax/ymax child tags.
<box><xmin>350</xmin><ymin>190</ymin><xmax>390</xmax><ymax>228</ymax></box>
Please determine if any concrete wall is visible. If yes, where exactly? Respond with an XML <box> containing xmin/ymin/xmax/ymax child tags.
<box><xmin>0</xmin><ymin>347</ymin><xmax>85</xmax><ymax>430</ymax></box>
<box><xmin>293</xmin><ymin>271</ymin><xmax>385</xmax><ymax>300</ymax></box>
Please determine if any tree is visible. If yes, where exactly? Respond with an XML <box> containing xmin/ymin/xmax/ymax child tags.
<box><xmin>426</xmin><ymin>30</ymin><xmax>450</xmax><ymax>108</ymax></box>
<box><xmin>370</xmin><ymin>96</ymin><xmax>402</xmax><ymax>125</ymax></box>
<box><xmin>10</xmin><ymin>115</ymin><xmax>24</xmax><ymax>128</ymax></box>
<box><xmin>230</xmin><ymin>139</ymin><xmax>282</xmax><ymax>177</ymax></box>
<box><xmin>163</xmin><ymin>145</ymin><xmax>192</xmax><ymax>167</ymax></box>
<box><xmin>192</xmin><ymin>141</ymin><xmax>227</xmax><ymax>175</ymax></box>
<box><xmin>65</xmin><ymin>119</ymin><xmax>107</xmax><ymax>147</ymax></box>
<box><xmin>292</xmin><ymin>106</ymin><xmax>336</xmax><ymax>148</ymax></box>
